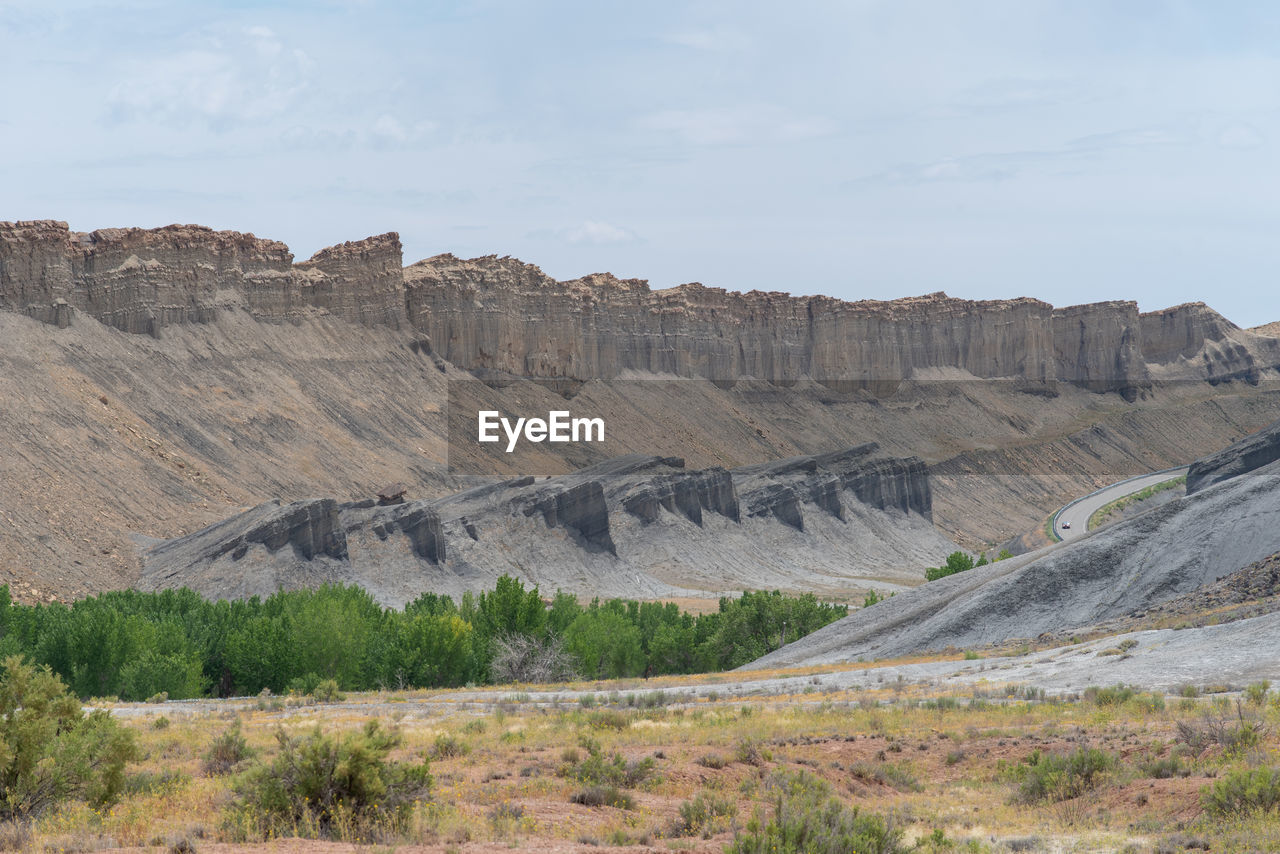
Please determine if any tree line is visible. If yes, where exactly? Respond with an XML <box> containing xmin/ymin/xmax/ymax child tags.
<box><xmin>0</xmin><ymin>577</ymin><xmax>847</xmax><ymax>701</ymax></box>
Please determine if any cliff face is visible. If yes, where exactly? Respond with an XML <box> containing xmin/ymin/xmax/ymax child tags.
<box><xmin>1051</xmin><ymin>301</ymin><xmax>1149</xmax><ymax>399</ymax></box>
<box><xmin>406</xmin><ymin>254</ymin><xmax>1280</xmax><ymax>395</ymax></box>
<box><xmin>1141</xmin><ymin>302</ymin><xmax>1280</xmax><ymax>385</ymax></box>
<box><xmin>0</xmin><ymin>221</ymin><xmax>402</xmax><ymax>334</ymax></box>
<box><xmin>4</xmin><ymin>220</ymin><xmax>1276</xmax><ymax>397</ymax></box>
<box><xmin>403</xmin><ymin>254</ymin><xmax>1060</xmax><ymax>390</ymax></box>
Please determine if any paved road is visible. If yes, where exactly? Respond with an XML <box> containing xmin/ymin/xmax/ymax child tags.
<box><xmin>1052</xmin><ymin>466</ymin><xmax>1189</xmax><ymax>542</ymax></box>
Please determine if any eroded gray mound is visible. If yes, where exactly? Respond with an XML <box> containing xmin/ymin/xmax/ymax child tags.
<box><xmin>1187</xmin><ymin>416</ymin><xmax>1280</xmax><ymax>493</ymax></box>
<box><xmin>141</xmin><ymin>447</ymin><xmax>953</xmax><ymax>606</ymax></box>
<box><xmin>746</xmin><ymin>457</ymin><xmax>1280</xmax><ymax>668</ymax></box>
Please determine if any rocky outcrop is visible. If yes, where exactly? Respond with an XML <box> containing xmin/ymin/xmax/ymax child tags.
<box><xmin>6</xmin><ymin>220</ymin><xmax>1278</xmax><ymax>397</ymax></box>
<box><xmin>0</xmin><ymin>220</ymin><xmax>74</xmax><ymax>324</ymax></box>
<box><xmin>0</xmin><ymin>220</ymin><xmax>403</xmax><ymax>334</ymax></box>
<box><xmin>1187</xmin><ymin>418</ymin><xmax>1280</xmax><ymax>494</ymax></box>
<box><xmin>68</xmin><ymin>225</ymin><xmax>293</xmax><ymax>335</ymax></box>
<box><xmin>140</xmin><ymin>446</ymin><xmax>946</xmax><ymax>605</ymax></box>
<box><xmin>518</xmin><ymin>480</ymin><xmax>617</xmax><ymax>555</ymax></box>
<box><xmin>344</xmin><ymin>500</ymin><xmax>446</xmax><ymax>563</ymax></box>
<box><xmin>145</xmin><ymin>498</ymin><xmax>348</xmax><ymax>581</ymax></box>
<box><xmin>281</xmin><ymin>233</ymin><xmax>406</xmax><ymax>328</ymax></box>
<box><xmin>747</xmin><ymin>453</ymin><xmax>1280</xmax><ymax>668</ymax></box>
<box><xmin>1141</xmin><ymin>303</ymin><xmax>1280</xmax><ymax>385</ymax></box>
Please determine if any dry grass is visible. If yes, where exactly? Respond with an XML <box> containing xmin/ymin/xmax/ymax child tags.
<box><xmin>22</xmin><ymin>669</ymin><xmax>1280</xmax><ymax>853</ymax></box>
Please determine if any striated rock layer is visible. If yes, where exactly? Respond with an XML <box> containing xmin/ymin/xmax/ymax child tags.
<box><xmin>0</xmin><ymin>220</ymin><xmax>403</xmax><ymax>335</ymax></box>
<box><xmin>139</xmin><ymin>448</ymin><xmax>947</xmax><ymax>605</ymax></box>
<box><xmin>404</xmin><ymin>254</ymin><xmax>1280</xmax><ymax>394</ymax></box>
<box><xmin>5</xmin><ymin>220</ymin><xmax>1280</xmax><ymax>394</ymax></box>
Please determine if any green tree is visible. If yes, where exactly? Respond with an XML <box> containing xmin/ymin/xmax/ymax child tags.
<box><xmin>564</xmin><ymin>609</ymin><xmax>645</xmax><ymax>679</ymax></box>
<box><xmin>925</xmin><ymin>551</ymin><xmax>976</xmax><ymax>582</ymax></box>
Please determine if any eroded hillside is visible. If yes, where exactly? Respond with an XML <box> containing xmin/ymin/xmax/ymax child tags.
<box><xmin>2</xmin><ymin>220</ymin><xmax>1279</xmax><ymax>601</ymax></box>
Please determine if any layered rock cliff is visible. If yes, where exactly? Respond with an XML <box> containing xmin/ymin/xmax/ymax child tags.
<box><xmin>404</xmin><ymin>254</ymin><xmax>1280</xmax><ymax>395</ymax></box>
<box><xmin>140</xmin><ymin>447</ymin><xmax>947</xmax><ymax>604</ymax></box>
<box><xmin>1141</xmin><ymin>302</ymin><xmax>1280</xmax><ymax>385</ymax></box>
<box><xmin>5</xmin><ymin>220</ymin><xmax>1276</xmax><ymax>397</ymax></box>
<box><xmin>0</xmin><ymin>220</ymin><xmax>403</xmax><ymax>334</ymax></box>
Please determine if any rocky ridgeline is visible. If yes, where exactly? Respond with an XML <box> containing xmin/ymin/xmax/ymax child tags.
<box><xmin>3</xmin><ymin>220</ymin><xmax>1277</xmax><ymax>393</ymax></box>
<box><xmin>404</xmin><ymin>255</ymin><xmax>1280</xmax><ymax>397</ymax></box>
<box><xmin>0</xmin><ymin>220</ymin><xmax>403</xmax><ymax>335</ymax></box>
<box><xmin>139</xmin><ymin>447</ymin><xmax>941</xmax><ymax>604</ymax></box>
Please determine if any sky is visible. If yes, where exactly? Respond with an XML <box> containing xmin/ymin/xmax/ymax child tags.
<box><xmin>3</xmin><ymin>0</ymin><xmax>1280</xmax><ymax>326</ymax></box>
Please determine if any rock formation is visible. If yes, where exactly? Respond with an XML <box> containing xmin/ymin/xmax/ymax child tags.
<box><xmin>5</xmin><ymin>220</ymin><xmax>1277</xmax><ymax>396</ymax></box>
<box><xmin>746</xmin><ymin>447</ymin><xmax>1280</xmax><ymax>668</ymax></box>
<box><xmin>0</xmin><ymin>220</ymin><xmax>403</xmax><ymax>334</ymax></box>
<box><xmin>1187</xmin><ymin>417</ymin><xmax>1280</xmax><ymax>494</ymax></box>
<box><xmin>140</xmin><ymin>447</ymin><xmax>948</xmax><ymax>605</ymax></box>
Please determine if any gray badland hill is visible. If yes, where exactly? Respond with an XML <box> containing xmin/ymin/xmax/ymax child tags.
<box><xmin>745</xmin><ymin>418</ymin><xmax>1280</xmax><ymax>669</ymax></box>
<box><xmin>139</xmin><ymin>449</ymin><xmax>954</xmax><ymax>605</ymax></box>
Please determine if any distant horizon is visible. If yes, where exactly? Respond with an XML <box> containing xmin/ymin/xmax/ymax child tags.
<box><xmin>6</xmin><ymin>2</ymin><xmax>1280</xmax><ymax>326</ymax></box>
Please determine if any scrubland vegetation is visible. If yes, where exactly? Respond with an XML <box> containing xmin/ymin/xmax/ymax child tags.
<box><xmin>5</xmin><ymin>652</ymin><xmax>1280</xmax><ymax>852</ymax></box>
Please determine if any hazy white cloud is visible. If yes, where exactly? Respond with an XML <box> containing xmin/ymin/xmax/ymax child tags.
<box><xmin>662</xmin><ymin>26</ymin><xmax>751</xmax><ymax>53</ymax></box>
<box><xmin>105</xmin><ymin>28</ymin><xmax>314</xmax><ymax>130</ymax></box>
<box><xmin>535</xmin><ymin>220</ymin><xmax>640</xmax><ymax>247</ymax></box>
<box><xmin>639</xmin><ymin>105</ymin><xmax>834</xmax><ymax>146</ymax></box>
<box><xmin>1218</xmin><ymin>122</ymin><xmax>1265</xmax><ymax>150</ymax></box>
<box><xmin>858</xmin><ymin>125</ymin><xmax>1192</xmax><ymax>186</ymax></box>
<box><xmin>554</xmin><ymin>221</ymin><xmax>638</xmax><ymax>245</ymax></box>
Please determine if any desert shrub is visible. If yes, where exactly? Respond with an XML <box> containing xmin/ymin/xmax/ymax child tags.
<box><xmin>1245</xmin><ymin>680</ymin><xmax>1271</xmax><ymax>706</ymax></box>
<box><xmin>697</xmin><ymin>753</ymin><xmax>729</xmax><ymax>770</ymax></box>
<box><xmin>673</xmin><ymin>792</ymin><xmax>737</xmax><ymax>837</ymax></box>
<box><xmin>1012</xmin><ymin>747</ymin><xmax>1114</xmax><ymax>804</ymax></box>
<box><xmin>430</xmin><ymin>733</ymin><xmax>469</xmax><ymax>759</ymax></box>
<box><xmin>1201</xmin><ymin>766</ymin><xmax>1280</xmax><ymax>816</ymax></box>
<box><xmin>226</xmin><ymin>720</ymin><xmax>430</xmax><ymax>840</ymax></box>
<box><xmin>735</xmin><ymin>737</ymin><xmax>770</xmax><ymax>767</ymax></box>
<box><xmin>1175</xmin><ymin>704</ymin><xmax>1267</xmax><ymax>756</ymax></box>
<box><xmin>202</xmin><ymin>721</ymin><xmax>254</xmax><ymax>776</ymax></box>
<box><xmin>310</xmin><ymin>679</ymin><xmax>344</xmax><ymax>703</ymax></box>
<box><xmin>564</xmin><ymin>743</ymin><xmax>655</xmax><ymax>789</ymax></box>
<box><xmin>728</xmin><ymin>770</ymin><xmax>903</xmax><ymax>854</ymax></box>
<box><xmin>123</xmin><ymin>768</ymin><xmax>190</xmax><ymax>796</ymax></box>
<box><xmin>1084</xmin><ymin>684</ymin><xmax>1135</xmax><ymax>706</ymax></box>
<box><xmin>1140</xmin><ymin>756</ymin><xmax>1189</xmax><ymax>779</ymax></box>
<box><xmin>569</xmin><ymin>784</ymin><xmax>633</xmax><ymax>809</ymax></box>
<box><xmin>586</xmin><ymin>709</ymin><xmax>630</xmax><ymax>730</ymax></box>
<box><xmin>847</xmin><ymin>762</ymin><xmax>923</xmax><ymax>793</ymax></box>
<box><xmin>0</xmin><ymin>656</ymin><xmax>138</xmax><ymax>819</ymax></box>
